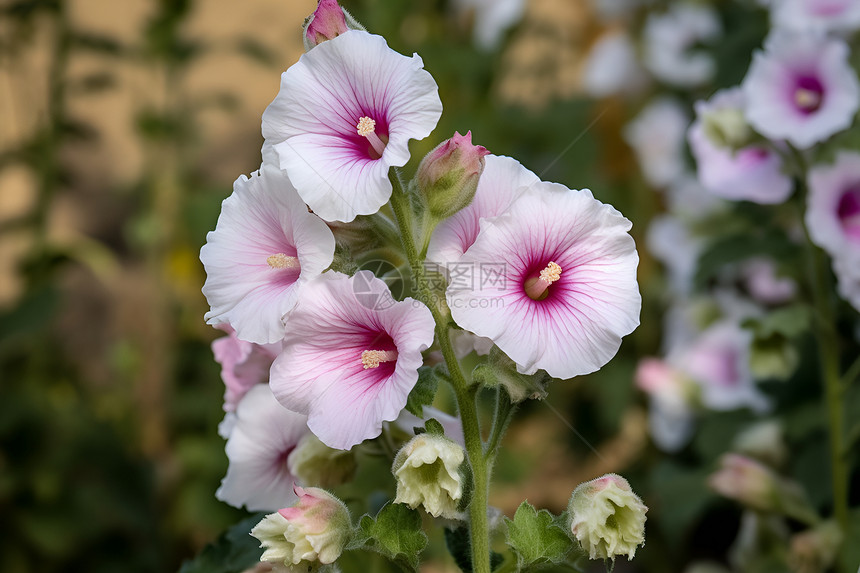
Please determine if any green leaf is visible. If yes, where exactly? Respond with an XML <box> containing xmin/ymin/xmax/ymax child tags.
<box><xmin>405</xmin><ymin>366</ymin><xmax>439</xmax><ymax>417</ymax></box>
<box><xmin>178</xmin><ymin>513</ymin><xmax>265</xmax><ymax>573</ymax></box>
<box><xmin>504</xmin><ymin>501</ymin><xmax>572</xmax><ymax>568</ymax></box>
<box><xmin>348</xmin><ymin>503</ymin><xmax>428</xmax><ymax>571</ymax></box>
<box><xmin>742</xmin><ymin>305</ymin><xmax>812</xmax><ymax>339</ymax></box>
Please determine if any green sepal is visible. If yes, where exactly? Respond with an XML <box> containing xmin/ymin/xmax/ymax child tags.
<box><xmin>504</xmin><ymin>501</ymin><xmax>572</xmax><ymax>569</ymax></box>
<box><xmin>423</xmin><ymin>418</ymin><xmax>446</xmax><ymax>436</ymax></box>
<box><xmin>347</xmin><ymin>503</ymin><xmax>428</xmax><ymax>572</ymax></box>
<box><xmin>405</xmin><ymin>365</ymin><xmax>440</xmax><ymax>417</ymax></box>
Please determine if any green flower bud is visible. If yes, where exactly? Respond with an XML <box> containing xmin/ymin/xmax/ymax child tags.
<box><xmin>251</xmin><ymin>486</ymin><xmax>351</xmax><ymax>567</ymax></box>
<box><xmin>392</xmin><ymin>433</ymin><xmax>465</xmax><ymax>519</ymax></box>
<box><xmin>702</xmin><ymin>107</ymin><xmax>753</xmax><ymax>150</ymax></box>
<box><xmin>567</xmin><ymin>474</ymin><xmax>647</xmax><ymax>561</ymax></box>
<box><xmin>288</xmin><ymin>433</ymin><xmax>357</xmax><ymax>489</ymax></box>
<box><xmin>416</xmin><ymin>131</ymin><xmax>489</xmax><ymax>221</ymax></box>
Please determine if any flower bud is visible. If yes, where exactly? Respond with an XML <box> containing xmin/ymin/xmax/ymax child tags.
<box><xmin>708</xmin><ymin>454</ymin><xmax>778</xmax><ymax>512</ymax></box>
<box><xmin>701</xmin><ymin>106</ymin><xmax>753</xmax><ymax>150</ymax></box>
<box><xmin>708</xmin><ymin>454</ymin><xmax>817</xmax><ymax>523</ymax></box>
<box><xmin>416</xmin><ymin>131</ymin><xmax>489</xmax><ymax>220</ymax></box>
<box><xmin>567</xmin><ymin>473</ymin><xmax>647</xmax><ymax>561</ymax></box>
<box><xmin>790</xmin><ymin>521</ymin><xmax>842</xmax><ymax>573</ymax></box>
<box><xmin>287</xmin><ymin>433</ymin><xmax>357</xmax><ymax>489</ymax></box>
<box><xmin>302</xmin><ymin>0</ymin><xmax>365</xmax><ymax>51</ymax></box>
<box><xmin>392</xmin><ymin>433</ymin><xmax>465</xmax><ymax>519</ymax></box>
<box><xmin>732</xmin><ymin>421</ymin><xmax>787</xmax><ymax>469</ymax></box>
<box><xmin>251</xmin><ymin>486</ymin><xmax>351</xmax><ymax>567</ymax></box>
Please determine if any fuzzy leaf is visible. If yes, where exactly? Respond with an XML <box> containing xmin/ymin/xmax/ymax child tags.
<box><xmin>405</xmin><ymin>366</ymin><xmax>439</xmax><ymax>417</ymax></box>
<box><xmin>505</xmin><ymin>501</ymin><xmax>571</xmax><ymax>568</ymax></box>
<box><xmin>348</xmin><ymin>503</ymin><xmax>428</xmax><ymax>571</ymax></box>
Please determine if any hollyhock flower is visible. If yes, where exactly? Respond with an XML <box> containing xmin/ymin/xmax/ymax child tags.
<box><xmin>269</xmin><ymin>271</ymin><xmax>435</xmax><ymax>450</ymax></box>
<box><xmin>741</xmin><ymin>258</ymin><xmax>797</xmax><ymax>305</ymax></box>
<box><xmin>446</xmin><ymin>186</ymin><xmax>641</xmax><ymax>379</ymax></box>
<box><xmin>454</xmin><ymin>0</ymin><xmax>526</xmax><ymax>50</ymax></box>
<box><xmin>426</xmin><ymin>154</ymin><xmax>540</xmax><ymax>267</ymax></box>
<box><xmin>567</xmin><ymin>474</ymin><xmax>647</xmax><ymax>561</ymax></box>
<box><xmin>635</xmin><ymin>358</ymin><xmax>697</xmax><ymax>452</ymax></box>
<box><xmin>392</xmin><ymin>433</ymin><xmax>465</xmax><ymax>519</ymax></box>
<box><xmin>262</xmin><ymin>30</ymin><xmax>443</xmax><ymax>223</ymax></box>
<box><xmin>772</xmin><ymin>0</ymin><xmax>860</xmax><ymax>34</ymax></box>
<box><xmin>200</xmin><ymin>168</ymin><xmax>335</xmax><ymax>345</ymax></box>
<box><xmin>664</xmin><ymin>176</ymin><xmax>725</xmax><ymax>221</ymax></box>
<box><xmin>251</xmin><ymin>486</ymin><xmax>351</xmax><ymax>567</ymax></box>
<box><xmin>742</xmin><ymin>30</ymin><xmax>860</xmax><ymax>149</ymax></box>
<box><xmin>833</xmin><ymin>256</ymin><xmax>860</xmax><ymax>312</ymax></box>
<box><xmin>689</xmin><ymin>88</ymin><xmax>793</xmax><ymax>204</ymax></box>
<box><xmin>623</xmin><ymin>98</ymin><xmax>689</xmax><ymax>188</ymax></box>
<box><xmin>676</xmin><ymin>320</ymin><xmax>770</xmax><ymax>413</ymax></box>
<box><xmin>642</xmin><ymin>3</ymin><xmax>721</xmax><ymax>88</ymax></box>
<box><xmin>212</xmin><ymin>325</ymin><xmax>279</xmax><ymax>413</ymax></box>
<box><xmin>216</xmin><ymin>384</ymin><xmax>310</xmax><ymax>512</ymax></box>
<box><xmin>806</xmin><ymin>151</ymin><xmax>860</xmax><ymax>262</ymax></box>
<box><xmin>580</xmin><ymin>31</ymin><xmax>649</xmax><ymax>98</ymax></box>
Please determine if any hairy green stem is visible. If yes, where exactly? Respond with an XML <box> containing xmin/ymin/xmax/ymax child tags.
<box><xmin>792</xmin><ymin>152</ymin><xmax>849</xmax><ymax>534</ymax></box>
<box><xmin>388</xmin><ymin>171</ymin><xmax>491</xmax><ymax>573</ymax></box>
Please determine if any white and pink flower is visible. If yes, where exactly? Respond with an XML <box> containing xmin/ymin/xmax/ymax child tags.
<box><xmin>742</xmin><ymin>30</ymin><xmax>859</xmax><ymax>149</ymax></box>
<box><xmin>806</xmin><ymin>151</ymin><xmax>860</xmax><ymax>262</ymax></box>
<box><xmin>446</xmin><ymin>186</ymin><xmax>641</xmax><ymax>379</ymax></box>
<box><xmin>216</xmin><ymin>384</ymin><xmax>310</xmax><ymax>512</ymax></box>
<box><xmin>269</xmin><ymin>271</ymin><xmax>435</xmax><ymax>450</ymax></box>
<box><xmin>688</xmin><ymin>88</ymin><xmax>793</xmax><ymax>204</ymax></box>
<box><xmin>200</xmin><ymin>168</ymin><xmax>335</xmax><ymax>345</ymax></box>
<box><xmin>771</xmin><ymin>0</ymin><xmax>860</xmax><ymax>34</ymax></box>
<box><xmin>426</xmin><ymin>154</ymin><xmax>540</xmax><ymax>268</ymax></box>
<box><xmin>262</xmin><ymin>30</ymin><xmax>443</xmax><ymax>222</ymax></box>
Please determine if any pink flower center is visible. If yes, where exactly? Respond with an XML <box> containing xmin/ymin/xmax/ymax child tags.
<box><xmin>793</xmin><ymin>76</ymin><xmax>824</xmax><ymax>115</ymax></box>
<box><xmin>357</xmin><ymin>116</ymin><xmax>388</xmax><ymax>159</ymax></box>
<box><xmin>837</xmin><ymin>185</ymin><xmax>860</xmax><ymax>242</ymax></box>
<box><xmin>361</xmin><ymin>349</ymin><xmax>398</xmax><ymax>369</ymax></box>
<box><xmin>267</xmin><ymin>253</ymin><xmax>300</xmax><ymax>269</ymax></box>
<box><xmin>524</xmin><ymin>261</ymin><xmax>562</xmax><ymax>301</ymax></box>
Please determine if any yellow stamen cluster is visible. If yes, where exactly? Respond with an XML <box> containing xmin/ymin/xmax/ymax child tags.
<box><xmin>356</xmin><ymin>116</ymin><xmax>377</xmax><ymax>137</ymax></box>
<box><xmin>540</xmin><ymin>261</ymin><xmax>562</xmax><ymax>284</ymax></box>
<box><xmin>361</xmin><ymin>349</ymin><xmax>397</xmax><ymax>369</ymax></box>
<box><xmin>267</xmin><ymin>253</ymin><xmax>299</xmax><ymax>269</ymax></box>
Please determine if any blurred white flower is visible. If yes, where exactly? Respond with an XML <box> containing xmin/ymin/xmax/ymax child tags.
<box><xmin>643</xmin><ymin>3</ymin><xmax>722</xmax><ymax>88</ymax></box>
<box><xmin>624</xmin><ymin>98</ymin><xmax>689</xmax><ymax>188</ymax></box>
<box><xmin>772</xmin><ymin>0</ymin><xmax>860</xmax><ymax>34</ymax></box>
<box><xmin>454</xmin><ymin>0</ymin><xmax>526</xmax><ymax>50</ymax></box>
<box><xmin>581</xmin><ymin>31</ymin><xmax>649</xmax><ymax>98</ymax></box>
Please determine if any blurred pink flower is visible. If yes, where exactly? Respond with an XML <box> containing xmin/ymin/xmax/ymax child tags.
<box><xmin>212</xmin><ymin>325</ymin><xmax>279</xmax><ymax>413</ymax></box>
<box><xmin>741</xmin><ymin>258</ymin><xmax>797</xmax><ymax>305</ymax></box>
<box><xmin>303</xmin><ymin>0</ymin><xmax>349</xmax><ymax>49</ymax></box>
<box><xmin>270</xmin><ymin>272</ymin><xmax>435</xmax><ymax>450</ymax></box>
<box><xmin>262</xmin><ymin>30</ymin><xmax>442</xmax><ymax>222</ymax></box>
<box><xmin>689</xmin><ymin>88</ymin><xmax>793</xmax><ymax>204</ymax></box>
<box><xmin>742</xmin><ymin>30</ymin><xmax>859</xmax><ymax>149</ymax></box>
<box><xmin>642</xmin><ymin>3</ymin><xmax>721</xmax><ymax>88</ymax></box>
<box><xmin>200</xmin><ymin>168</ymin><xmax>335</xmax><ymax>344</ymax></box>
<box><xmin>426</xmin><ymin>154</ymin><xmax>539</xmax><ymax>267</ymax></box>
<box><xmin>216</xmin><ymin>384</ymin><xmax>310</xmax><ymax>512</ymax></box>
<box><xmin>447</xmin><ymin>186</ymin><xmax>641</xmax><ymax>379</ymax></box>
<box><xmin>708</xmin><ymin>453</ymin><xmax>779</xmax><ymax>512</ymax></box>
